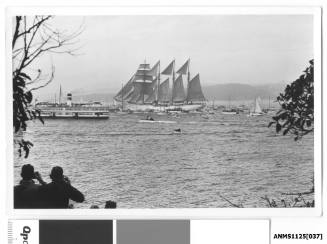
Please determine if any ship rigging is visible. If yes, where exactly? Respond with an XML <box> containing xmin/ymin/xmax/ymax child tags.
<box><xmin>114</xmin><ymin>59</ymin><xmax>206</xmax><ymax>111</ymax></box>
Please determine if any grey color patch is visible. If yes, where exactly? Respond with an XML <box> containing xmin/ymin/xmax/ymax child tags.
<box><xmin>117</xmin><ymin>220</ymin><xmax>190</xmax><ymax>244</ymax></box>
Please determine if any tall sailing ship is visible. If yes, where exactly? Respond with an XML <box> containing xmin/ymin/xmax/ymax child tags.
<box><xmin>114</xmin><ymin>59</ymin><xmax>206</xmax><ymax>112</ymax></box>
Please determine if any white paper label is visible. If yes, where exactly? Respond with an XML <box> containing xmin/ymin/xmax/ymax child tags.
<box><xmin>8</xmin><ymin>220</ymin><xmax>39</xmax><ymax>244</ymax></box>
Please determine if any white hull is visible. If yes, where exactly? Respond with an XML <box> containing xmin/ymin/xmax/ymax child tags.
<box><xmin>138</xmin><ymin>120</ymin><xmax>177</xmax><ymax>124</ymax></box>
<box><xmin>125</xmin><ymin>103</ymin><xmax>204</xmax><ymax>112</ymax></box>
<box><xmin>222</xmin><ymin>111</ymin><xmax>238</xmax><ymax>115</ymax></box>
<box><xmin>41</xmin><ymin>114</ymin><xmax>109</xmax><ymax>119</ymax></box>
<box><xmin>40</xmin><ymin>108</ymin><xmax>109</xmax><ymax>119</ymax></box>
<box><xmin>247</xmin><ymin>112</ymin><xmax>264</xmax><ymax>117</ymax></box>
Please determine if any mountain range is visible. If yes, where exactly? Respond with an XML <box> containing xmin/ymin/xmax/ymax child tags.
<box><xmin>37</xmin><ymin>82</ymin><xmax>286</xmax><ymax>103</ymax></box>
<box><xmin>202</xmin><ymin>82</ymin><xmax>285</xmax><ymax>101</ymax></box>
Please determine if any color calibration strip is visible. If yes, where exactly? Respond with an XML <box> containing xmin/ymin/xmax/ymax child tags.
<box><xmin>8</xmin><ymin>219</ymin><xmax>269</xmax><ymax>244</ymax></box>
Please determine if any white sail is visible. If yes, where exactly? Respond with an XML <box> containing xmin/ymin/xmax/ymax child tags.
<box><xmin>134</xmin><ymin>62</ymin><xmax>153</xmax><ymax>82</ymax></box>
<box><xmin>114</xmin><ymin>75</ymin><xmax>135</xmax><ymax>101</ymax></box>
<box><xmin>145</xmin><ymin>80</ymin><xmax>158</xmax><ymax>104</ymax></box>
<box><xmin>161</xmin><ymin>60</ymin><xmax>175</xmax><ymax>75</ymax></box>
<box><xmin>186</xmin><ymin>74</ymin><xmax>206</xmax><ymax>102</ymax></box>
<box><xmin>249</xmin><ymin>97</ymin><xmax>263</xmax><ymax>116</ymax></box>
<box><xmin>147</xmin><ymin>60</ymin><xmax>160</xmax><ymax>76</ymax></box>
<box><xmin>254</xmin><ymin>98</ymin><xmax>262</xmax><ymax>113</ymax></box>
<box><xmin>158</xmin><ymin>78</ymin><xmax>170</xmax><ymax>103</ymax></box>
<box><xmin>114</xmin><ymin>59</ymin><xmax>206</xmax><ymax>108</ymax></box>
<box><xmin>176</xmin><ymin>59</ymin><xmax>189</xmax><ymax>75</ymax></box>
<box><xmin>172</xmin><ymin>74</ymin><xmax>186</xmax><ymax>102</ymax></box>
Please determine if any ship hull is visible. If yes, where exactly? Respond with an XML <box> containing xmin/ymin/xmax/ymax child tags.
<box><xmin>124</xmin><ymin>103</ymin><xmax>205</xmax><ymax>112</ymax></box>
<box><xmin>222</xmin><ymin>111</ymin><xmax>238</xmax><ymax>115</ymax></box>
<box><xmin>247</xmin><ymin>112</ymin><xmax>264</xmax><ymax>117</ymax></box>
<box><xmin>41</xmin><ymin>115</ymin><xmax>109</xmax><ymax>119</ymax></box>
<box><xmin>38</xmin><ymin>107</ymin><xmax>110</xmax><ymax>119</ymax></box>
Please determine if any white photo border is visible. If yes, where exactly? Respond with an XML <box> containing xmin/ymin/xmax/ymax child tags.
<box><xmin>6</xmin><ymin>6</ymin><xmax>322</xmax><ymax>219</ymax></box>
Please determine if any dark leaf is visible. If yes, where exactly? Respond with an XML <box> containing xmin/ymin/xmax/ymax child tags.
<box><xmin>276</xmin><ymin>123</ymin><xmax>282</xmax><ymax>133</ymax></box>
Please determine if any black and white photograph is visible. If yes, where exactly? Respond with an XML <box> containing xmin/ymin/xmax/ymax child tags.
<box><xmin>10</xmin><ymin>10</ymin><xmax>320</xmax><ymax>210</ymax></box>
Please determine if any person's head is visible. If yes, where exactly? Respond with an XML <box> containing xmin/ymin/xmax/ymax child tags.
<box><xmin>50</xmin><ymin>166</ymin><xmax>64</xmax><ymax>182</ymax></box>
<box><xmin>20</xmin><ymin>164</ymin><xmax>35</xmax><ymax>181</ymax></box>
<box><xmin>105</xmin><ymin>200</ymin><xmax>117</xmax><ymax>209</ymax></box>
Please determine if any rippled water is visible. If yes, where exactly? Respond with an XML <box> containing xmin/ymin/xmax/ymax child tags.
<box><xmin>14</xmin><ymin>112</ymin><xmax>314</xmax><ymax>208</ymax></box>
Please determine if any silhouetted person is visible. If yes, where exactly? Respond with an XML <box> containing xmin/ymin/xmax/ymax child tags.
<box><xmin>40</xmin><ymin>166</ymin><xmax>85</xmax><ymax>208</ymax></box>
<box><xmin>105</xmin><ymin>200</ymin><xmax>117</xmax><ymax>209</ymax></box>
<box><xmin>146</xmin><ymin>115</ymin><xmax>154</xmax><ymax>121</ymax></box>
<box><xmin>14</xmin><ymin>164</ymin><xmax>46</xmax><ymax>209</ymax></box>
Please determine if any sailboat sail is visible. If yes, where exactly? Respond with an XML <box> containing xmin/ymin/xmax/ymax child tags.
<box><xmin>176</xmin><ymin>59</ymin><xmax>189</xmax><ymax>75</ymax></box>
<box><xmin>134</xmin><ymin>71</ymin><xmax>153</xmax><ymax>82</ymax></box>
<box><xmin>114</xmin><ymin>75</ymin><xmax>135</xmax><ymax>101</ymax></box>
<box><xmin>161</xmin><ymin>60</ymin><xmax>175</xmax><ymax>75</ymax></box>
<box><xmin>172</xmin><ymin>74</ymin><xmax>186</xmax><ymax>102</ymax></box>
<box><xmin>138</xmin><ymin>63</ymin><xmax>150</xmax><ymax>69</ymax></box>
<box><xmin>128</xmin><ymin>81</ymin><xmax>155</xmax><ymax>104</ymax></box>
<box><xmin>144</xmin><ymin>80</ymin><xmax>158</xmax><ymax>103</ymax></box>
<box><xmin>124</xmin><ymin>88</ymin><xmax>134</xmax><ymax>101</ymax></box>
<box><xmin>158</xmin><ymin>78</ymin><xmax>170</xmax><ymax>103</ymax></box>
<box><xmin>128</xmin><ymin>82</ymin><xmax>142</xmax><ymax>104</ymax></box>
<box><xmin>144</xmin><ymin>61</ymin><xmax>160</xmax><ymax>103</ymax></box>
<box><xmin>252</xmin><ymin>98</ymin><xmax>262</xmax><ymax>113</ymax></box>
<box><xmin>147</xmin><ymin>61</ymin><xmax>160</xmax><ymax>76</ymax></box>
<box><xmin>134</xmin><ymin>62</ymin><xmax>153</xmax><ymax>82</ymax></box>
<box><xmin>114</xmin><ymin>59</ymin><xmax>206</xmax><ymax>106</ymax></box>
<box><xmin>186</xmin><ymin>74</ymin><xmax>206</xmax><ymax>102</ymax></box>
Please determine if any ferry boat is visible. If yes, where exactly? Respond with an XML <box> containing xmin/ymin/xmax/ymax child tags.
<box><xmin>36</xmin><ymin>93</ymin><xmax>109</xmax><ymax>119</ymax></box>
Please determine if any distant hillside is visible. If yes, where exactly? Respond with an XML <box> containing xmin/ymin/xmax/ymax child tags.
<box><xmin>202</xmin><ymin>83</ymin><xmax>285</xmax><ymax>101</ymax></box>
<box><xmin>36</xmin><ymin>83</ymin><xmax>286</xmax><ymax>103</ymax></box>
<box><xmin>72</xmin><ymin>93</ymin><xmax>116</xmax><ymax>103</ymax></box>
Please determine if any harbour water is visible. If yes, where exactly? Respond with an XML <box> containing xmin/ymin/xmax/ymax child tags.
<box><xmin>14</xmin><ymin>112</ymin><xmax>314</xmax><ymax>208</ymax></box>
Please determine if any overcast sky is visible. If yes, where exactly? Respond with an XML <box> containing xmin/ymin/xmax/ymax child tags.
<box><xmin>30</xmin><ymin>15</ymin><xmax>313</xmax><ymax>97</ymax></box>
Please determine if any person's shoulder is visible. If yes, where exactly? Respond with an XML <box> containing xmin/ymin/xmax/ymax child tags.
<box><xmin>38</xmin><ymin>182</ymin><xmax>53</xmax><ymax>190</ymax></box>
<box><xmin>42</xmin><ymin>182</ymin><xmax>54</xmax><ymax>187</ymax></box>
<box><xmin>14</xmin><ymin>183</ymin><xmax>27</xmax><ymax>190</ymax></box>
<box><xmin>14</xmin><ymin>184</ymin><xmax>22</xmax><ymax>192</ymax></box>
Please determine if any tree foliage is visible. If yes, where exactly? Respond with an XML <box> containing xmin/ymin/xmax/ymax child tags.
<box><xmin>12</xmin><ymin>16</ymin><xmax>83</xmax><ymax>157</ymax></box>
<box><xmin>269</xmin><ymin>60</ymin><xmax>314</xmax><ymax>140</ymax></box>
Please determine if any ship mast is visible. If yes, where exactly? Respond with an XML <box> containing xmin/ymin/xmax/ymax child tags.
<box><xmin>171</xmin><ymin>59</ymin><xmax>175</xmax><ymax>105</ymax></box>
<box><xmin>121</xmin><ymin>83</ymin><xmax>124</xmax><ymax>111</ymax></box>
<box><xmin>156</xmin><ymin>62</ymin><xmax>160</xmax><ymax>104</ymax></box>
<box><xmin>186</xmin><ymin>58</ymin><xmax>190</xmax><ymax>104</ymax></box>
<box><xmin>142</xmin><ymin>59</ymin><xmax>146</xmax><ymax>104</ymax></box>
<box><xmin>59</xmin><ymin>85</ymin><xmax>62</xmax><ymax>105</ymax></box>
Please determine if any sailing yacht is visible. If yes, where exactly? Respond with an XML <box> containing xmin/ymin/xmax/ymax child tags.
<box><xmin>248</xmin><ymin>97</ymin><xmax>264</xmax><ymax>116</ymax></box>
<box><xmin>222</xmin><ymin>96</ymin><xmax>239</xmax><ymax>115</ymax></box>
<box><xmin>114</xmin><ymin>59</ymin><xmax>206</xmax><ymax>112</ymax></box>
